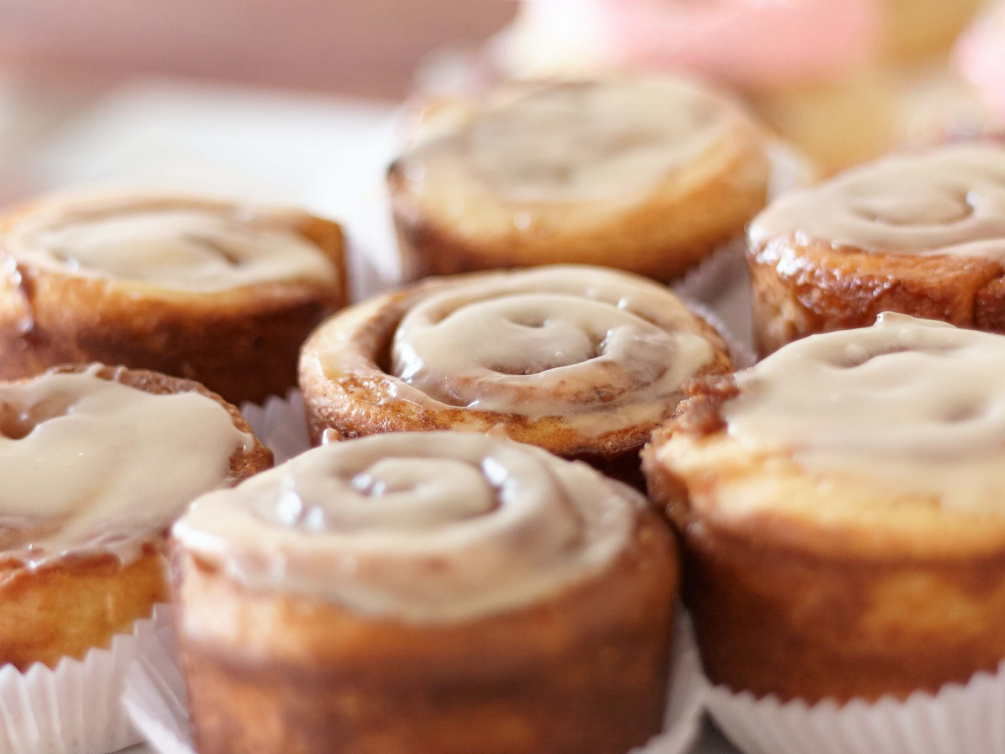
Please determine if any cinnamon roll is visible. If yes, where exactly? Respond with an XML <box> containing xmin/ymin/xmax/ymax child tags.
<box><xmin>643</xmin><ymin>313</ymin><xmax>1005</xmax><ymax>703</ymax></box>
<box><xmin>389</xmin><ymin>77</ymin><xmax>771</xmax><ymax>281</ymax></box>
<box><xmin>299</xmin><ymin>265</ymin><xmax>732</xmax><ymax>485</ymax></box>
<box><xmin>747</xmin><ymin>140</ymin><xmax>1005</xmax><ymax>354</ymax></box>
<box><xmin>172</xmin><ymin>431</ymin><xmax>677</xmax><ymax>754</ymax></box>
<box><xmin>0</xmin><ymin>191</ymin><xmax>347</xmax><ymax>404</ymax></box>
<box><xmin>0</xmin><ymin>363</ymin><xmax>271</xmax><ymax>670</ymax></box>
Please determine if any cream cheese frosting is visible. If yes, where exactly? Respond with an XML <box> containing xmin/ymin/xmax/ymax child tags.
<box><xmin>2</xmin><ymin>194</ymin><xmax>339</xmax><ymax>292</ymax></box>
<box><xmin>321</xmin><ymin>265</ymin><xmax>718</xmax><ymax>436</ymax></box>
<box><xmin>174</xmin><ymin>432</ymin><xmax>639</xmax><ymax>622</ymax></box>
<box><xmin>750</xmin><ymin>143</ymin><xmax>1005</xmax><ymax>259</ymax></box>
<box><xmin>0</xmin><ymin>366</ymin><xmax>254</xmax><ymax>568</ymax></box>
<box><xmin>400</xmin><ymin>78</ymin><xmax>749</xmax><ymax>204</ymax></box>
<box><xmin>722</xmin><ymin>313</ymin><xmax>1005</xmax><ymax>512</ymax></box>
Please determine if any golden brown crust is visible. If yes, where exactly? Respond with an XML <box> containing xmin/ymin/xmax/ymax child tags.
<box><xmin>0</xmin><ymin>364</ymin><xmax>273</xmax><ymax>670</ymax></box>
<box><xmin>748</xmin><ymin>236</ymin><xmax>1005</xmax><ymax>355</ymax></box>
<box><xmin>643</xmin><ymin>383</ymin><xmax>1005</xmax><ymax>702</ymax></box>
<box><xmin>172</xmin><ymin>509</ymin><xmax>678</xmax><ymax>754</ymax></box>
<box><xmin>0</xmin><ymin>202</ymin><xmax>348</xmax><ymax>405</ymax></box>
<box><xmin>298</xmin><ymin>272</ymin><xmax>733</xmax><ymax>486</ymax></box>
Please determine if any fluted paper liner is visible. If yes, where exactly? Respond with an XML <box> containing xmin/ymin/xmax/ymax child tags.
<box><xmin>124</xmin><ymin>610</ymin><xmax>706</xmax><ymax>754</ymax></box>
<box><xmin>240</xmin><ymin>389</ymin><xmax>311</xmax><ymax>463</ymax></box>
<box><xmin>707</xmin><ymin>663</ymin><xmax>1005</xmax><ymax>754</ymax></box>
<box><xmin>0</xmin><ymin>603</ymin><xmax>172</xmax><ymax>754</ymax></box>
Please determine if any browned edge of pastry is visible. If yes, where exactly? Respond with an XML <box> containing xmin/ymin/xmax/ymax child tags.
<box><xmin>642</xmin><ymin>374</ymin><xmax>1005</xmax><ymax>703</ymax></box>
<box><xmin>747</xmin><ymin>228</ymin><xmax>1005</xmax><ymax>356</ymax></box>
<box><xmin>0</xmin><ymin>209</ymin><xmax>348</xmax><ymax>405</ymax></box>
<box><xmin>0</xmin><ymin>364</ymin><xmax>273</xmax><ymax>670</ymax></box>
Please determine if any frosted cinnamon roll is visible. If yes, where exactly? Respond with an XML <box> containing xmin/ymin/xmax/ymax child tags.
<box><xmin>389</xmin><ymin>77</ymin><xmax>770</xmax><ymax>281</ymax></box>
<box><xmin>748</xmin><ymin>141</ymin><xmax>1005</xmax><ymax>354</ymax></box>
<box><xmin>172</xmin><ymin>431</ymin><xmax>677</xmax><ymax>754</ymax></box>
<box><xmin>0</xmin><ymin>363</ymin><xmax>271</xmax><ymax>670</ymax></box>
<box><xmin>0</xmin><ymin>191</ymin><xmax>347</xmax><ymax>404</ymax></box>
<box><xmin>643</xmin><ymin>313</ymin><xmax>1005</xmax><ymax>703</ymax></box>
<box><xmin>299</xmin><ymin>265</ymin><xmax>732</xmax><ymax>484</ymax></box>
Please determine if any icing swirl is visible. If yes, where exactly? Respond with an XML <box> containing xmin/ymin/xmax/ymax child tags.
<box><xmin>750</xmin><ymin>143</ymin><xmax>1005</xmax><ymax>259</ymax></box>
<box><xmin>2</xmin><ymin>194</ymin><xmax>339</xmax><ymax>292</ymax></box>
<box><xmin>0</xmin><ymin>366</ymin><xmax>255</xmax><ymax>569</ymax></box>
<box><xmin>324</xmin><ymin>266</ymin><xmax>719</xmax><ymax>436</ymax></box>
<box><xmin>723</xmin><ymin>313</ymin><xmax>1005</xmax><ymax>512</ymax></box>
<box><xmin>400</xmin><ymin>78</ymin><xmax>748</xmax><ymax>204</ymax></box>
<box><xmin>174</xmin><ymin>432</ymin><xmax>638</xmax><ymax>621</ymax></box>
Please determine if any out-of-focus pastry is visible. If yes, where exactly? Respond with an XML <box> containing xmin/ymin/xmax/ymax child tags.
<box><xmin>389</xmin><ymin>76</ymin><xmax>770</xmax><ymax>281</ymax></box>
<box><xmin>299</xmin><ymin>265</ymin><xmax>732</xmax><ymax>485</ymax></box>
<box><xmin>882</xmin><ymin>0</ymin><xmax>984</xmax><ymax>65</ymax></box>
<box><xmin>496</xmin><ymin>0</ymin><xmax>893</xmax><ymax>175</ymax></box>
<box><xmin>0</xmin><ymin>363</ymin><xmax>271</xmax><ymax>670</ymax></box>
<box><xmin>956</xmin><ymin>5</ymin><xmax>1005</xmax><ymax>126</ymax></box>
<box><xmin>172</xmin><ymin>431</ymin><xmax>678</xmax><ymax>754</ymax></box>
<box><xmin>747</xmin><ymin>140</ymin><xmax>1005</xmax><ymax>355</ymax></box>
<box><xmin>0</xmin><ymin>191</ymin><xmax>347</xmax><ymax>404</ymax></box>
<box><xmin>644</xmin><ymin>313</ymin><xmax>1005</xmax><ymax>702</ymax></box>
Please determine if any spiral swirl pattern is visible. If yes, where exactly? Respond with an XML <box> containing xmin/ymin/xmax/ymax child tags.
<box><xmin>174</xmin><ymin>432</ymin><xmax>639</xmax><ymax>621</ymax></box>
<box><xmin>380</xmin><ymin>266</ymin><xmax>717</xmax><ymax>433</ymax></box>
<box><xmin>750</xmin><ymin>143</ymin><xmax>1005</xmax><ymax>259</ymax></box>
<box><xmin>724</xmin><ymin>313</ymin><xmax>1005</xmax><ymax>512</ymax></box>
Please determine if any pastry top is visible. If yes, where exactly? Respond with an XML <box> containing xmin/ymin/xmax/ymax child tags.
<box><xmin>724</xmin><ymin>313</ymin><xmax>1005</xmax><ymax>513</ymax></box>
<box><xmin>647</xmin><ymin>314</ymin><xmax>1005</xmax><ymax>557</ymax></box>
<box><xmin>397</xmin><ymin>77</ymin><xmax>760</xmax><ymax>205</ymax></box>
<box><xmin>310</xmin><ymin>265</ymin><xmax>728</xmax><ymax>439</ymax></box>
<box><xmin>0</xmin><ymin>365</ymin><xmax>258</xmax><ymax>569</ymax></box>
<box><xmin>0</xmin><ymin>192</ymin><xmax>340</xmax><ymax>293</ymax></box>
<box><xmin>749</xmin><ymin>142</ymin><xmax>1005</xmax><ymax>259</ymax></box>
<box><xmin>174</xmin><ymin>431</ymin><xmax>647</xmax><ymax>622</ymax></box>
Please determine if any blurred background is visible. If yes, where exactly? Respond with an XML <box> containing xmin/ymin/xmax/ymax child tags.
<box><xmin>0</xmin><ymin>0</ymin><xmax>1002</xmax><ymax>290</ymax></box>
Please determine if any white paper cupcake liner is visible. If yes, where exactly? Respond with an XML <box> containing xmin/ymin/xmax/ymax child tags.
<box><xmin>239</xmin><ymin>390</ymin><xmax>312</xmax><ymax>464</ymax></box>
<box><xmin>707</xmin><ymin>662</ymin><xmax>1005</xmax><ymax>754</ymax></box>
<box><xmin>123</xmin><ymin>608</ymin><xmax>706</xmax><ymax>754</ymax></box>
<box><xmin>0</xmin><ymin>603</ymin><xmax>172</xmax><ymax>754</ymax></box>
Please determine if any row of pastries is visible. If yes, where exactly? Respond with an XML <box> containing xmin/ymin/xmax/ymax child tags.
<box><xmin>1</xmin><ymin>74</ymin><xmax>1005</xmax><ymax>754</ymax></box>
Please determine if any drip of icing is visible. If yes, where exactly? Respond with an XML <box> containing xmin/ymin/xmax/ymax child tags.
<box><xmin>722</xmin><ymin>313</ymin><xmax>1005</xmax><ymax>512</ymax></box>
<box><xmin>401</xmin><ymin>78</ymin><xmax>747</xmax><ymax>203</ymax></box>
<box><xmin>0</xmin><ymin>366</ymin><xmax>255</xmax><ymax>568</ymax></box>
<box><xmin>750</xmin><ymin>143</ymin><xmax>1005</xmax><ymax>259</ymax></box>
<box><xmin>4</xmin><ymin>197</ymin><xmax>338</xmax><ymax>292</ymax></box>
<box><xmin>356</xmin><ymin>266</ymin><xmax>716</xmax><ymax>435</ymax></box>
<box><xmin>174</xmin><ymin>432</ymin><xmax>637</xmax><ymax>622</ymax></box>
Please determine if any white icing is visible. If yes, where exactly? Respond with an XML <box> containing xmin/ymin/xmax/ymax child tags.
<box><xmin>174</xmin><ymin>432</ymin><xmax>638</xmax><ymax>622</ymax></box>
<box><xmin>723</xmin><ymin>313</ymin><xmax>1005</xmax><ymax>512</ymax></box>
<box><xmin>323</xmin><ymin>266</ymin><xmax>718</xmax><ymax>436</ymax></box>
<box><xmin>0</xmin><ymin>366</ymin><xmax>255</xmax><ymax>568</ymax></box>
<box><xmin>402</xmin><ymin>78</ymin><xmax>744</xmax><ymax>203</ymax></box>
<box><xmin>750</xmin><ymin>143</ymin><xmax>1005</xmax><ymax>259</ymax></box>
<box><xmin>4</xmin><ymin>196</ymin><xmax>338</xmax><ymax>292</ymax></box>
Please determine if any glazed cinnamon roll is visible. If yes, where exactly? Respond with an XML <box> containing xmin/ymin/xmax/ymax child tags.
<box><xmin>0</xmin><ymin>363</ymin><xmax>271</xmax><ymax>670</ymax></box>
<box><xmin>389</xmin><ymin>77</ymin><xmax>770</xmax><ymax>281</ymax></box>
<box><xmin>748</xmin><ymin>140</ymin><xmax>1005</xmax><ymax>354</ymax></box>
<box><xmin>299</xmin><ymin>265</ymin><xmax>732</xmax><ymax>484</ymax></box>
<box><xmin>0</xmin><ymin>191</ymin><xmax>347</xmax><ymax>404</ymax></box>
<box><xmin>172</xmin><ymin>431</ymin><xmax>678</xmax><ymax>754</ymax></box>
<box><xmin>643</xmin><ymin>313</ymin><xmax>1005</xmax><ymax>703</ymax></box>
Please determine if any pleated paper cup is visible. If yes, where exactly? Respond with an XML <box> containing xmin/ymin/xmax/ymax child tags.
<box><xmin>707</xmin><ymin>665</ymin><xmax>1005</xmax><ymax>754</ymax></box>
<box><xmin>124</xmin><ymin>610</ymin><xmax>708</xmax><ymax>754</ymax></box>
<box><xmin>239</xmin><ymin>389</ymin><xmax>312</xmax><ymax>463</ymax></box>
<box><xmin>0</xmin><ymin>603</ymin><xmax>172</xmax><ymax>754</ymax></box>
